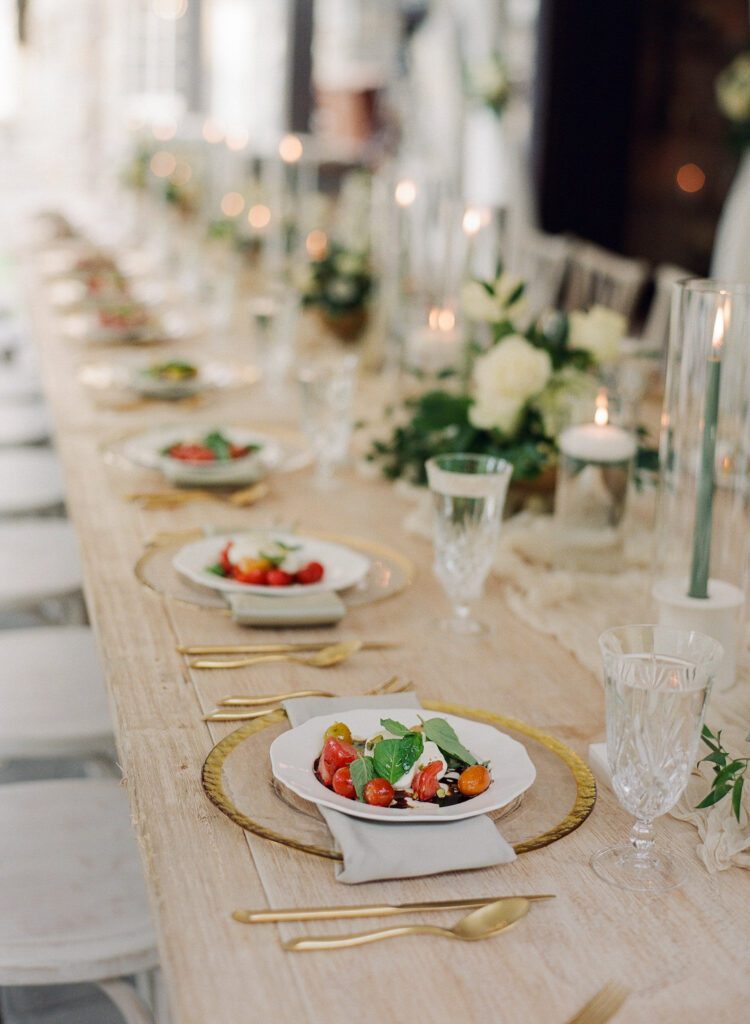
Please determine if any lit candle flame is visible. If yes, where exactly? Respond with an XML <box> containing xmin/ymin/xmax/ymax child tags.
<box><xmin>594</xmin><ymin>389</ymin><xmax>609</xmax><ymax>427</ymax></box>
<box><xmin>279</xmin><ymin>134</ymin><xmax>303</xmax><ymax>163</ymax></box>
<box><xmin>712</xmin><ymin>299</ymin><xmax>729</xmax><ymax>353</ymax></box>
<box><xmin>462</xmin><ymin>208</ymin><xmax>484</xmax><ymax>236</ymax></box>
<box><xmin>395</xmin><ymin>179</ymin><xmax>417</xmax><ymax>208</ymax></box>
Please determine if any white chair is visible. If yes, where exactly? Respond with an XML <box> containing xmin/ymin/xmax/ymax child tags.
<box><xmin>0</xmin><ymin>778</ymin><xmax>157</xmax><ymax>1023</ymax></box>
<box><xmin>562</xmin><ymin>240</ymin><xmax>649</xmax><ymax>323</ymax></box>
<box><xmin>0</xmin><ymin>402</ymin><xmax>50</xmax><ymax>446</ymax></box>
<box><xmin>0</xmin><ymin>448</ymin><xmax>65</xmax><ymax>516</ymax></box>
<box><xmin>506</xmin><ymin>227</ymin><xmax>573</xmax><ymax>317</ymax></box>
<box><xmin>0</xmin><ymin>519</ymin><xmax>85</xmax><ymax>624</ymax></box>
<box><xmin>641</xmin><ymin>263</ymin><xmax>692</xmax><ymax>354</ymax></box>
<box><xmin>0</xmin><ymin>627</ymin><xmax>112</xmax><ymax>761</ymax></box>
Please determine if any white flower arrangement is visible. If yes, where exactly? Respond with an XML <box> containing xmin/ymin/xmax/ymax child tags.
<box><xmin>716</xmin><ymin>52</ymin><xmax>750</xmax><ymax>124</ymax></box>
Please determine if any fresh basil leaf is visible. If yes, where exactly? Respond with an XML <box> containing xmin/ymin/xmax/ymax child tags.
<box><xmin>203</xmin><ymin>430</ymin><xmax>232</xmax><ymax>461</ymax></box>
<box><xmin>422</xmin><ymin>717</ymin><xmax>477</xmax><ymax>766</ymax></box>
<box><xmin>350</xmin><ymin>756</ymin><xmax>376</xmax><ymax>800</ymax></box>
<box><xmin>206</xmin><ymin>563</ymin><xmax>227</xmax><ymax>576</ymax></box>
<box><xmin>372</xmin><ymin>733</ymin><xmax>424</xmax><ymax>784</ymax></box>
<box><xmin>379</xmin><ymin>718</ymin><xmax>411</xmax><ymax>737</ymax></box>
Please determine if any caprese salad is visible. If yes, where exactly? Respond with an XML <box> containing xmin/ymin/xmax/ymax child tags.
<box><xmin>163</xmin><ymin>430</ymin><xmax>258</xmax><ymax>463</ymax></box>
<box><xmin>98</xmin><ymin>304</ymin><xmax>152</xmax><ymax>333</ymax></box>
<box><xmin>206</xmin><ymin>536</ymin><xmax>325</xmax><ymax>587</ymax></box>
<box><xmin>314</xmin><ymin>716</ymin><xmax>492</xmax><ymax>809</ymax></box>
<box><xmin>144</xmin><ymin>359</ymin><xmax>198</xmax><ymax>383</ymax></box>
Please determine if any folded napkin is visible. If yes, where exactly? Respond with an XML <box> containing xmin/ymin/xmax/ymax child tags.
<box><xmin>284</xmin><ymin>694</ymin><xmax>516</xmax><ymax>884</ymax></box>
<box><xmin>589</xmin><ymin>740</ymin><xmax>750</xmax><ymax>874</ymax></box>
<box><xmin>227</xmin><ymin>590</ymin><xmax>345</xmax><ymax>627</ymax></box>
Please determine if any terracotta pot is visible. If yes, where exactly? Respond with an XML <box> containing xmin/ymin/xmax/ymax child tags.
<box><xmin>317</xmin><ymin>306</ymin><xmax>368</xmax><ymax>343</ymax></box>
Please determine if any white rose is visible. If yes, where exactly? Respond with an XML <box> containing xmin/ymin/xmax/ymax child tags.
<box><xmin>471</xmin><ymin>58</ymin><xmax>509</xmax><ymax>104</ymax></box>
<box><xmin>326</xmin><ymin>278</ymin><xmax>357</xmax><ymax>303</ymax></box>
<box><xmin>461</xmin><ymin>280</ymin><xmax>503</xmax><ymax>322</ymax></box>
<box><xmin>470</xmin><ymin>335</ymin><xmax>552</xmax><ymax>435</ymax></box>
<box><xmin>469</xmin><ymin>393</ymin><xmax>523</xmax><ymax>434</ymax></box>
<box><xmin>568</xmin><ymin>305</ymin><xmax>626</xmax><ymax>364</ymax></box>
<box><xmin>717</xmin><ymin>56</ymin><xmax>750</xmax><ymax>122</ymax></box>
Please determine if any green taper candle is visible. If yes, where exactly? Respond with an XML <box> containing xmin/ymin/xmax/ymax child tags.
<box><xmin>688</xmin><ymin>310</ymin><xmax>724</xmax><ymax>599</ymax></box>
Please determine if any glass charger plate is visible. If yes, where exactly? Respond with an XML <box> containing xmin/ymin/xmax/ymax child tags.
<box><xmin>202</xmin><ymin>702</ymin><xmax>596</xmax><ymax>859</ymax></box>
<box><xmin>135</xmin><ymin>528</ymin><xmax>415</xmax><ymax>610</ymax></box>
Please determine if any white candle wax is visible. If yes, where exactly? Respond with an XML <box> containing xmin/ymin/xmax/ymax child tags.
<box><xmin>559</xmin><ymin>422</ymin><xmax>636</xmax><ymax>463</ymax></box>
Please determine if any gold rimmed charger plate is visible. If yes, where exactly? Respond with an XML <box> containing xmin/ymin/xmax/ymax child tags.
<box><xmin>135</xmin><ymin>527</ymin><xmax>415</xmax><ymax>611</ymax></box>
<box><xmin>201</xmin><ymin>701</ymin><xmax>596</xmax><ymax>860</ymax></box>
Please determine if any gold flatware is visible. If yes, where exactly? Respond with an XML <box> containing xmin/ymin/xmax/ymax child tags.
<box><xmin>282</xmin><ymin>897</ymin><xmax>530</xmax><ymax>952</ymax></box>
<box><xmin>203</xmin><ymin>674</ymin><xmax>412</xmax><ymax>723</ymax></box>
<box><xmin>190</xmin><ymin>639</ymin><xmax>362</xmax><ymax>671</ymax></box>
<box><xmin>218</xmin><ymin>689</ymin><xmax>340</xmax><ymax>706</ymax></box>
<box><xmin>565</xmin><ymin>982</ymin><xmax>629</xmax><ymax>1024</ymax></box>
<box><xmin>128</xmin><ymin>481</ymin><xmax>268</xmax><ymax>510</ymax></box>
<box><xmin>177</xmin><ymin>640</ymin><xmax>397</xmax><ymax>656</ymax></box>
<box><xmin>234</xmin><ymin>893</ymin><xmax>555</xmax><ymax>924</ymax></box>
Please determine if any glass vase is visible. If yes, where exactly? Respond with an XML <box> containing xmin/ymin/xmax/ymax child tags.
<box><xmin>653</xmin><ymin>279</ymin><xmax>750</xmax><ymax>690</ymax></box>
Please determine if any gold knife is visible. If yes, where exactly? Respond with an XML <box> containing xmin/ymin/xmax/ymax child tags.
<box><xmin>232</xmin><ymin>894</ymin><xmax>555</xmax><ymax>924</ymax></box>
<box><xmin>178</xmin><ymin>640</ymin><xmax>398</xmax><ymax>655</ymax></box>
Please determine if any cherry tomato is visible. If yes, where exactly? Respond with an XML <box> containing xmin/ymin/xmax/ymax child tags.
<box><xmin>219</xmin><ymin>542</ymin><xmax>234</xmax><ymax>575</ymax></box>
<box><xmin>320</xmin><ymin>738</ymin><xmax>358</xmax><ymax>784</ymax></box>
<box><xmin>331</xmin><ymin>766</ymin><xmax>356</xmax><ymax>799</ymax></box>
<box><xmin>458</xmin><ymin>765</ymin><xmax>491</xmax><ymax>796</ymax></box>
<box><xmin>233</xmin><ymin>567</ymin><xmax>267</xmax><ymax>585</ymax></box>
<box><xmin>266</xmin><ymin>568</ymin><xmax>294</xmax><ymax>586</ymax></box>
<box><xmin>411</xmin><ymin>761</ymin><xmax>443</xmax><ymax>801</ymax></box>
<box><xmin>229</xmin><ymin>443</ymin><xmax>251</xmax><ymax>459</ymax></box>
<box><xmin>168</xmin><ymin>443</ymin><xmax>215</xmax><ymax>462</ymax></box>
<box><xmin>296</xmin><ymin>561</ymin><xmax>324</xmax><ymax>585</ymax></box>
<box><xmin>324</xmin><ymin>722</ymin><xmax>353</xmax><ymax>744</ymax></box>
<box><xmin>364</xmin><ymin>778</ymin><xmax>395</xmax><ymax>807</ymax></box>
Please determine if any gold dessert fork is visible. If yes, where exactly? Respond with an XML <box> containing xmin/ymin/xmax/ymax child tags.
<box><xmin>565</xmin><ymin>982</ymin><xmax>630</xmax><ymax>1024</ymax></box>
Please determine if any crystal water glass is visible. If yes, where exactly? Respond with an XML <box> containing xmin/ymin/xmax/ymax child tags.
<box><xmin>297</xmin><ymin>355</ymin><xmax>359</xmax><ymax>489</ymax></box>
<box><xmin>593</xmin><ymin>624</ymin><xmax>723</xmax><ymax>892</ymax></box>
<box><xmin>425</xmin><ymin>453</ymin><xmax>512</xmax><ymax>635</ymax></box>
<box><xmin>249</xmin><ymin>290</ymin><xmax>298</xmax><ymax>389</ymax></box>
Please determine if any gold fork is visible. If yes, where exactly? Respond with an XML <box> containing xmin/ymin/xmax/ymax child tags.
<box><xmin>203</xmin><ymin>674</ymin><xmax>413</xmax><ymax>722</ymax></box>
<box><xmin>128</xmin><ymin>481</ymin><xmax>269</xmax><ymax>510</ymax></box>
<box><xmin>565</xmin><ymin>982</ymin><xmax>629</xmax><ymax>1024</ymax></box>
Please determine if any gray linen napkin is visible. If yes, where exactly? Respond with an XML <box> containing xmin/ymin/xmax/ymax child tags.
<box><xmin>227</xmin><ymin>590</ymin><xmax>346</xmax><ymax>626</ymax></box>
<box><xmin>283</xmin><ymin>694</ymin><xmax>516</xmax><ymax>884</ymax></box>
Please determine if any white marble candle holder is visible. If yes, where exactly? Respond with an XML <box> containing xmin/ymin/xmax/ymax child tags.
<box><xmin>652</xmin><ymin>577</ymin><xmax>744</xmax><ymax>692</ymax></box>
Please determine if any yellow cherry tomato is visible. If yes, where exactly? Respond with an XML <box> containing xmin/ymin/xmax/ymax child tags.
<box><xmin>458</xmin><ymin>765</ymin><xmax>491</xmax><ymax>796</ymax></box>
<box><xmin>237</xmin><ymin>557</ymin><xmax>272</xmax><ymax>575</ymax></box>
<box><xmin>324</xmin><ymin>722</ymin><xmax>352</xmax><ymax>744</ymax></box>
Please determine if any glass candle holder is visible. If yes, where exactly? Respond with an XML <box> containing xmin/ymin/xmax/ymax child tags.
<box><xmin>554</xmin><ymin>414</ymin><xmax>636</xmax><ymax>573</ymax></box>
<box><xmin>653</xmin><ymin>279</ymin><xmax>750</xmax><ymax>690</ymax></box>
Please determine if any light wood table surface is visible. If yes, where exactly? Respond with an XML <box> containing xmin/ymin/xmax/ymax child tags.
<box><xmin>24</xmin><ymin>253</ymin><xmax>749</xmax><ymax>1024</ymax></box>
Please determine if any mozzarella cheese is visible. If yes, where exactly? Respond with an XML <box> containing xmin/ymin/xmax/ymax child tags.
<box><xmin>364</xmin><ymin>729</ymin><xmax>448</xmax><ymax>791</ymax></box>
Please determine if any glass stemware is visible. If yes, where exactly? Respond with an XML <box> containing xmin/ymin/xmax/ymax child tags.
<box><xmin>297</xmin><ymin>355</ymin><xmax>359</xmax><ymax>490</ymax></box>
<box><xmin>249</xmin><ymin>289</ymin><xmax>298</xmax><ymax>389</ymax></box>
<box><xmin>592</xmin><ymin>624</ymin><xmax>723</xmax><ymax>892</ymax></box>
<box><xmin>425</xmin><ymin>453</ymin><xmax>512</xmax><ymax>635</ymax></box>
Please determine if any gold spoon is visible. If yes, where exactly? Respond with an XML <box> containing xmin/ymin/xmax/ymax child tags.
<box><xmin>282</xmin><ymin>897</ymin><xmax>530</xmax><ymax>952</ymax></box>
<box><xmin>190</xmin><ymin>639</ymin><xmax>362</xmax><ymax>670</ymax></box>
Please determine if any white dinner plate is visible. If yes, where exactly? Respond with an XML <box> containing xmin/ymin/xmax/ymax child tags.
<box><xmin>79</xmin><ymin>358</ymin><xmax>259</xmax><ymax>400</ymax></box>
<box><xmin>117</xmin><ymin>424</ymin><xmax>282</xmax><ymax>482</ymax></box>
<box><xmin>270</xmin><ymin>708</ymin><xmax>536</xmax><ymax>823</ymax></box>
<box><xmin>173</xmin><ymin>530</ymin><xmax>371</xmax><ymax>597</ymax></box>
<box><xmin>63</xmin><ymin>309</ymin><xmax>194</xmax><ymax>345</ymax></box>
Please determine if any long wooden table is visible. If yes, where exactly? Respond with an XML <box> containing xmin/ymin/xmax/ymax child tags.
<box><xmin>26</xmin><ymin>252</ymin><xmax>749</xmax><ymax>1024</ymax></box>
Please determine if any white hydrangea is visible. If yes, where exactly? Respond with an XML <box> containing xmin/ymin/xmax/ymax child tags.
<box><xmin>568</xmin><ymin>305</ymin><xmax>626</xmax><ymax>364</ymax></box>
<box><xmin>469</xmin><ymin>335</ymin><xmax>552</xmax><ymax>435</ymax></box>
<box><xmin>334</xmin><ymin>251</ymin><xmax>366</xmax><ymax>276</ymax></box>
